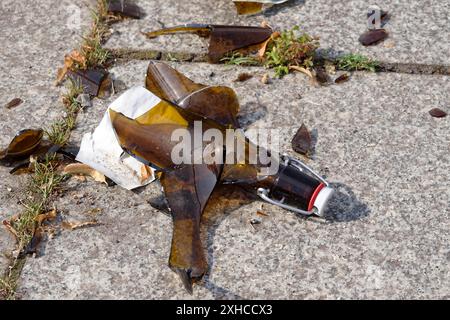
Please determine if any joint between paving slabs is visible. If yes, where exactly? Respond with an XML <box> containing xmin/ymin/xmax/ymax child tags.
<box><xmin>0</xmin><ymin>0</ymin><xmax>118</xmax><ymax>300</ymax></box>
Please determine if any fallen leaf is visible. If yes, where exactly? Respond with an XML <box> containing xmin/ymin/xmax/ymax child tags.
<box><xmin>256</xmin><ymin>210</ymin><xmax>269</xmax><ymax>216</ymax></box>
<box><xmin>2</xmin><ymin>220</ymin><xmax>19</xmax><ymax>240</ymax></box>
<box><xmin>36</xmin><ymin>208</ymin><xmax>57</xmax><ymax>226</ymax></box>
<box><xmin>335</xmin><ymin>73</ymin><xmax>350</xmax><ymax>84</ymax></box>
<box><xmin>62</xmin><ymin>220</ymin><xmax>100</xmax><ymax>231</ymax></box>
<box><xmin>292</xmin><ymin>123</ymin><xmax>312</xmax><ymax>155</ymax></box>
<box><xmin>55</xmin><ymin>50</ymin><xmax>87</xmax><ymax>85</ymax></box>
<box><xmin>234</xmin><ymin>73</ymin><xmax>253</xmax><ymax>82</ymax></box>
<box><xmin>359</xmin><ymin>29</ymin><xmax>388</xmax><ymax>46</ymax></box>
<box><xmin>5</xmin><ymin>98</ymin><xmax>23</xmax><ymax>109</ymax></box>
<box><xmin>429</xmin><ymin>108</ymin><xmax>447</xmax><ymax>118</ymax></box>
<box><xmin>63</xmin><ymin>163</ymin><xmax>108</xmax><ymax>184</ymax></box>
<box><xmin>289</xmin><ymin>65</ymin><xmax>313</xmax><ymax>78</ymax></box>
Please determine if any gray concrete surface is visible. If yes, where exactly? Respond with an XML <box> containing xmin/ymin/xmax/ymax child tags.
<box><xmin>105</xmin><ymin>0</ymin><xmax>450</xmax><ymax>66</ymax></box>
<box><xmin>1</xmin><ymin>0</ymin><xmax>449</xmax><ymax>300</ymax></box>
<box><xmin>18</xmin><ymin>61</ymin><xmax>450</xmax><ymax>299</ymax></box>
<box><xmin>0</xmin><ymin>0</ymin><xmax>92</xmax><ymax>278</ymax></box>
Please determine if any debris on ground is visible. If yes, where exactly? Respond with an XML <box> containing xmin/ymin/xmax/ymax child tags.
<box><xmin>75</xmin><ymin>86</ymin><xmax>156</xmax><ymax>190</ymax></box>
<box><xmin>107</xmin><ymin>0</ymin><xmax>144</xmax><ymax>19</ymax></box>
<box><xmin>234</xmin><ymin>73</ymin><xmax>253</xmax><ymax>82</ymax></box>
<box><xmin>4</xmin><ymin>98</ymin><xmax>23</xmax><ymax>109</ymax></box>
<box><xmin>102</xmin><ymin>61</ymin><xmax>333</xmax><ymax>293</ymax></box>
<box><xmin>250</xmin><ymin>217</ymin><xmax>262</xmax><ymax>228</ymax></box>
<box><xmin>261</xmin><ymin>73</ymin><xmax>270</xmax><ymax>84</ymax></box>
<box><xmin>314</xmin><ymin>66</ymin><xmax>330</xmax><ymax>85</ymax></box>
<box><xmin>75</xmin><ymin>94</ymin><xmax>92</xmax><ymax>108</ymax></box>
<box><xmin>359</xmin><ymin>29</ymin><xmax>389</xmax><ymax>46</ymax></box>
<box><xmin>292</xmin><ymin>123</ymin><xmax>312</xmax><ymax>155</ymax></box>
<box><xmin>61</xmin><ymin>220</ymin><xmax>101</xmax><ymax>231</ymax></box>
<box><xmin>67</xmin><ymin>69</ymin><xmax>109</xmax><ymax>97</ymax></box>
<box><xmin>335</xmin><ymin>73</ymin><xmax>350</xmax><ymax>84</ymax></box>
<box><xmin>232</xmin><ymin>0</ymin><xmax>289</xmax><ymax>15</ymax></box>
<box><xmin>429</xmin><ymin>108</ymin><xmax>447</xmax><ymax>118</ymax></box>
<box><xmin>0</xmin><ymin>129</ymin><xmax>44</xmax><ymax>162</ymax></box>
<box><xmin>143</xmin><ymin>24</ymin><xmax>274</xmax><ymax>63</ymax></box>
<box><xmin>63</xmin><ymin>163</ymin><xmax>109</xmax><ymax>185</ymax></box>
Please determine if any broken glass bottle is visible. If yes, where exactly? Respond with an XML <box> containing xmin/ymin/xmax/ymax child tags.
<box><xmin>110</xmin><ymin>62</ymin><xmax>334</xmax><ymax>293</ymax></box>
<box><xmin>143</xmin><ymin>24</ymin><xmax>273</xmax><ymax>63</ymax></box>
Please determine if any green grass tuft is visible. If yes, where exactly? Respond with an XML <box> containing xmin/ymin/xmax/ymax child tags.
<box><xmin>265</xmin><ymin>26</ymin><xmax>319</xmax><ymax>78</ymax></box>
<box><xmin>337</xmin><ymin>53</ymin><xmax>379</xmax><ymax>72</ymax></box>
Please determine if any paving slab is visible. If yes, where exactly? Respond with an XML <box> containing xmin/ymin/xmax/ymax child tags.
<box><xmin>0</xmin><ymin>0</ymin><xmax>92</xmax><ymax>275</ymax></box>
<box><xmin>16</xmin><ymin>61</ymin><xmax>450</xmax><ymax>299</ymax></box>
<box><xmin>105</xmin><ymin>0</ymin><xmax>450</xmax><ymax>66</ymax></box>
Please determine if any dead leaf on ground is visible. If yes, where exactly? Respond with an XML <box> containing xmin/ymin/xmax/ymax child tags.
<box><xmin>292</xmin><ymin>123</ymin><xmax>312</xmax><ymax>155</ymax></box>
<box><xmin>36</xmin><ymin>208</ymin><xmax>57</xmax><ymax>226</ymax></box>
<box><xmin>5</xmin><ymin>98</ymin><xmax>23</xmax><ymax>109</ymax></box>
<box><xmin>55</xmin><ymin>50</ymin><xmax>87</xmax><ymax>85</ymax></box>
<box><xmin>429</xmin><ymin>108</ymin><xmax>447</xmax><ymax>118</ymax></box>
<box><xmin>63</xmin><ymin>163</ymin><xmax>108</xmax><ymax>184</ymax></box>
<box><xmin>2</xmin><ymin>220</ymin><xmax>19</xmax><ymax>240</ymax></box>
<box><xmin>62</xmin><ymin>220</ymin><xmax>101</xmax><ymax>231</ymax></box>
<box><xmin>289</xmin><ymin>66</ymin><xmax>313</xmax><ymax>78</ymax></box>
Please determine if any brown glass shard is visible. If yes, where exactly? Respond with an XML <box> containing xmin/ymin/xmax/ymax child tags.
<box><xmin>109</xmin><ymin>106</ymin><xmax>189</xmax><ymax>169</ymax></box>
<box><xmin>335</xmin><ymin>73</ymin><xmax>350</xmax><ymax>84</ymax></box>
<box><xmin>107</xmin><ymin>0</ymin><xmax>143</xmax><ymax>19</ymax></box>
<box><xmin>234</xmin><ymin>1</ymin><xmax>263</xmax><ymax>15</ymax></box>
<box><xmin>67</xmin><ymin>69</ymin><xmax>108</xmax><ymax>96</ymax></box>
<box><xmin>143</xmin><ymin>24</ymin><xmax>211</xmax><ymax>39</ymax></box>
<box><xmin>0</xmin><ymin>129</ymin><xmax>44</xmax><ymax>161</ymax></box>
<box><xmin>429</xmin><ymin>108</ymin><xmax>447</xmax><ymax>118</ymax></box>
<box><xmin>161</xmin><ymin>163</ymin><xmax>222</xmax><ymax>293</ymax></box>
<box><xmin>292</xmin><ymin>124</ymin><xmax>312</xmax><ymax>155</ymax></box>
<box><xmin>5</xmin><ymin>98</ymin><xmax>23</xmax><ymax>109</ymax></box>
<box><xmin>146</xmin><ymin>61</ymin><xmax>240</xmax><ymax>127</ymax></box>
<box><xmin>359</xmin><ymin>29</ymin><xmax>388</xmax><ymax>46</ymax></box>
<box><xmin>143</xmin><ymin>24</ymin><xmax>273</xmax><ymax>63</ymax></box>
<box><xmin>146</xmin><ymin>60</ymin><xmax>205</xmax><ymax>103</ymax></box>
<box><xmin>234</xmin><ymin>73</ymin><xmax>253</xmax><ymax>82</ymax></box>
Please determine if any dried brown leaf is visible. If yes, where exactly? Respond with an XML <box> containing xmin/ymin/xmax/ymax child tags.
<box><xmin>289</xmin><ymin>65</ymin><xmax>313</xmax><ymax>78</ymax></box>
<box><xmin>63</xmin><ymin>163</ymin><xmax>108</xmax><ymax>184</ymax></box>
<box><xmin>36</xmin><ymin>208</ymin><xmax>57</xmax><ymax>226</ymax></box>
<box><xmin>62</xmin><ymin>220</ymin><xmax>100</xmax><ymax>231</ymax></box>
